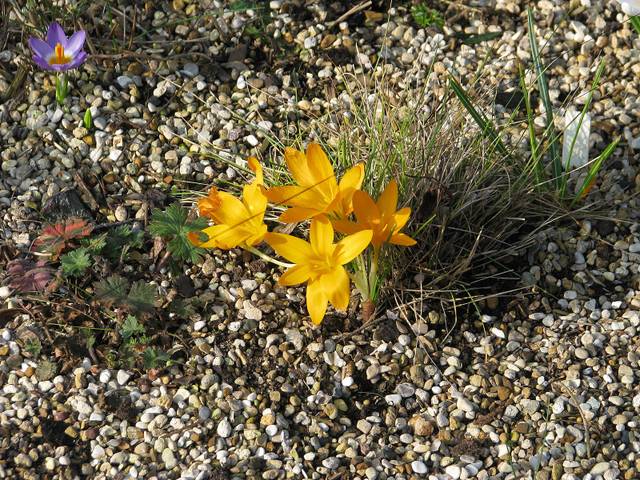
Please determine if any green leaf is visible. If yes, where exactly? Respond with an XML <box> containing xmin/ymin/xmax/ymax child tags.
<box><xmin>572</xmin><ymin>138</ymin><xmax>620</xmax><ymax>205</ymax></box>
<box><xmin>142</xmin><ymin>348</ymin><xmax>170</xmax><ymax>369</ymax></box>
<box><xmin>631</xmin><ymin>16</ymin><xmax>640</xmax><ymax>36</ymax></box>
<box><xmin>449</xmin><ymin>76</ymin><xmax>509</xmax><ymax>157</ymax></box>
<box><xmin>94</xmin><ymin>275</ymin><xmax>129</xmax><ymax>305</ymax></box>
<box><xmin>127</xmin><ymin>280</ymin><xmax>157</xmax><ymax>313</ymax></box>
<box><xmin>83</xmin><ymin>108</ymin><xmax>93</xmax><ymax>130</ymax></box>
<box><xmin>121</xmin><ymin>315</ymin><xmax>146</xmax><ymax>343</ymax></box>
<box><xmin>80</xmin><ymin>233</ymin><xmax>107</xmax><ymax>254</ymax></box>
<box><xmin>460</xmin><ymin>31</ymin><xmax>502</xmax><ymax>45</ymax></box>
<box><xmin>411</xmin><ymin>4</ymin><xmax>444</xmax><ymax>29</ymax></box>
<box><xmin>102</xmin><ymin>225</ymin><xmax>143</xmax><ymax>262</ymax></box>
<box><xmin>149</xmin><ymin>203</ymin><xmax>208</xmax><ymax>263</ymax></box>
<box><xmin>60</xmin><ymin>248</ymin><xmax>92</xmax><ymax>277</ymax></box>
<box><xmin>527</xmin><ymin>7</ymin><xmax>562</xmax><ymax>188</ymax></box>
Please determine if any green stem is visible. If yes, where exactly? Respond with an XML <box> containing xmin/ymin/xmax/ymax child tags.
<box><xmin>244</xmin><ymin>245</ymin><xmax>294</xmax><ymax>268</ymax></box>
<box><xmin>55</xmin><ymin>73</ymin><xmax>69</xmax><ymax>105</ymax></box>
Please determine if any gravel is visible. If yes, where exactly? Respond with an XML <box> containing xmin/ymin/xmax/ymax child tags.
<box><xmin>1</xmin><ymin>0</ymin><xmax>640</xmax><ymax>479</ymax></box>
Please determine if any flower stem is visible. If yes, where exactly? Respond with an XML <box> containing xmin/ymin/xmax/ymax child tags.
<box><xmin>244</xmin><ymin>245</ymin><xmax>294</xmax><ymax>268</ymax></box>
<box><xmin>55</xmin><ymin>73</ymin><xmax>68</xmax><ymax>105</ymax></box>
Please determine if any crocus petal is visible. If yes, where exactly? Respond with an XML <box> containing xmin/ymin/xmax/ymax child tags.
<box><xmin>279</xmin><ymin>207</ymin><xmax>322</xmax><ymax>224</ymax></box>
<box><xmin>266</xmin><ymin>185</ymin><xmax>327</xmax><ymax>208</ymax></box>
<box><xmin>244</xmin><ymin>223</ymin><xmax>268</xmax><ymax>247</ymax></box>
<box><xmin>390</xmin><ymin>233</ymin><xmax>417</xmax><ymax>246</ymax></box>
<box><xmin>334</xmin><ymin>230</ymin><xmax>373</xmax><ymax>265</ymax></box>
<box><xmin>377</xmin><ymin>180</ymin><xmax>399</xmax><ymax>218</ymax></box>
<box><xmin>204</xmin><ymin>190</ymin><xmax>249</xmax><ymax>225</ymax></box>
<box><xmin>28</xmin><ymin>38</ymin><xmax>52</xmax><ymax>59</ymax></box>
<box><xmin>65</xmin><ymin>30</ymin><xmax>86</xmax><ymax>56</ymax></box>
<box><xmin>242</xmin><ymin>183</ymin><xmax>268</xmax><ymax>218</ymax></box>
<box><xmin>247</xmin><ymin>157</ymin><xmax>263</xmax><ymax>185</ymax></box>
<box><xmin>319</xmin><ymin>267</ymin><xmax>350</xmax><ymax>312</ymax></box>
<box><xmin>32</xmin><ymin>55</ymin><xmax>55</xmax><ymax>71</ymax></box>
<box><xmin>264</xmin><ymin>232</ymin><xmax>313</xmax><ymax>264</ymax></box>
<box><xmin>199</xmin><ymin>224</ymin><xmax>248</xmax><ymax>250</ymax></box>
<box><xmin>284</xmin><ymin>147</ymin><xmax>315</xmax><ymax>186</ymax></box>
<box><xmin>46</xmin><ymin>22</ymin><xmax>67</xmax><ymax>47</ymax></box>
<box><xmin>306</xmin><ymin>278</ymin><xmax>329</xmax><ymax>325</ymax></box>
<box><xmin>352</xmin><ymin>189</ymin><xmax>379</xmax><ymax>225</ymax></box>
<box><xmin>392</xmin><ymin>207</ymin><xmax>412</xmax><ymax>231</ymax></box>
<box><xmin>65</xmin><ymin>51</ymin><xmax>88</xmax><ymax>70</ymax></box>
<box><xmin>306</xmin><ymin>143</ymin><xmax>338</xmax><ymax>195</ymax></box>
<box><xmin>278</xmin><ymin>264</ymin><xmax>312</xmax><ymax>286</ymax></box>
<box><xmin>310</xmin><ymin>216</ymin><xmax>334</xmax><ymax>256</ymax></box>
<box><xmin>332</xmin><ymin>219</ymin><xmax>364</xmax><ymax>235</ymax></box>
<box><xmin>338</xmin><ymin>163</ymin><xmax>365</xmax><ymax>192</ymax></box>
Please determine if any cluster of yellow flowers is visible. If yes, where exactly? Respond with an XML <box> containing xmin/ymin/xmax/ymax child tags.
<box><xmin>189</xmin><ymin>143</ymin><xmax>415</xmax><ymax>325</ymax></box>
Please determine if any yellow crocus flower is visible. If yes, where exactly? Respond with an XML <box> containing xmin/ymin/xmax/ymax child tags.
<box><xmin>333</xmin><ymin>179</ymin><xmax>416</xmax><ymax>250</ymax></box>
<box><xmin>265</xmin><ymin>216</ymin><xmax>372</xmax><ymax>325</ymax></box>
<box><xmin>190</xmin><ymin>157</ymin><xmax>267</xmax><ymax>249</ymax></box>
<box><xmin>265</xmin><ymin>143</ymin><xmax>364</xmax><ymax>223</ymax></box>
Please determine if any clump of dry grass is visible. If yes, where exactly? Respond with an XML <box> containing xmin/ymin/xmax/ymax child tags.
<box><xmin>309</xmin><ymin>67</ymin><xmax>564</xmax><ymax>307</ymax></box>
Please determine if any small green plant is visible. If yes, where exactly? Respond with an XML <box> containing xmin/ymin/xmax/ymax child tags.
<box><xmin>411</xmin><ymin>3</ymin><xmax>445</xmax><ymax>29</ymax></box>
<box><xmin>94</xmin><ymin>275</ymin><xmax>158</xmax><ymax>314</ymax></box>
<box><xmin>149</xmin><ymin>203</ymin><xmax>208</xmax><ymax>263</ymax></box>
<box><xmin>25</xmin><ymin>338</ymin><xmax>42</xmax><ymax>357</ymax></box>
<box><xmin>120</xmin><ymin>315</ymin><xmax>147</xmax><ymax>344</ymax></box>
<box><xmin>83</xmin><ymin>108</ymin><xmax>92</xmax><ymax>130</ymax></box>
<box><xmin>142</xmin><ymin>348</ymin><xmax>170</xmax><ymax>369</ymax></box>
<box><xmin>60</xmin><ymin>248</ymin><xmax>91</xmax><ymax>277</ymax></box>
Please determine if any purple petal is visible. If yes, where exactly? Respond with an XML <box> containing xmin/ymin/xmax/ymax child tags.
<box><xmin>28</xmin><ymin>37</ymin><xmax>53</xmax><ymax>60</ymax></box>
<box><xmin>65</xmin><ymin>30</ymin><xmax>86</xmax><ymax>57</ymax></box>
<box><xmin>32</xmin><ymin>55</ymin><xmax>55</xmax><ymax>71</ymax></box>
<box><xmin>65</xmin><ymin>51</ymin><xmax>88</xmax><ymax>70</ymax></box>
<box><xmin>46</xmin><ymin>22</ymin><xmax>67</xmax><ymax>47</ymax></box>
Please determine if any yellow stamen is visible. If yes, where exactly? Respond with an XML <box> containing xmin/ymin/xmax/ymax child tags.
<box><xmin>49</xmin><ymin>42</ymin><xmax>71</xmax><ymax>65</ymax></box>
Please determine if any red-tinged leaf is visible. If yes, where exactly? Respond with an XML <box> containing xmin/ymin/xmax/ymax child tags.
<box><xmin>33</xmin><ymin>218</ymin><xmax>93</xmax><ymax>259</ymax></box>
<box><xmin>6</xmin><ymin>259</ymin><xmax>56</xmax><ymax>293</ymax></box>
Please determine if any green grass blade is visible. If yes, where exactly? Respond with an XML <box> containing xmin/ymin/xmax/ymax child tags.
<box><xmin>527</xmin><ymin>7</ymin><xmax>562</xmax><ymax>188</ymax></box>
<box><xmin>630</xmin><ymin>16</ymin><xmax>640</xmax><ymax>35</ymax></box>
<box><xmin>518</xmin><ymin>64</ymin><xmax>542</xmax><ymax>185</ymax></box>
<box><xmin>560</xmin><ymin>59</ymin><xmax>606</xmax><ymax>198</ymax></box>
<box><xmin>572</xmin><ymin>137</ymin><xmax>620</xmax><ymax>206</ymax></box>
<box><xmin>449</xmin><ymin>76</ymin><xmax>508</xmax><ymax>157</ymax></box>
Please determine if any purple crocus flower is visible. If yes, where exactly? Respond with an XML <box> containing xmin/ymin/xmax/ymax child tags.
<box><xmin>28</xmin><ymin>22</ymin><xmax>87</xmax><ymax>72</ymax></box>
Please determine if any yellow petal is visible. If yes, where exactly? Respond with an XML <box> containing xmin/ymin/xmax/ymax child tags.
<box><xmin>335</xmin><ymin>163</ymin><xmax>365</xmax><ymax>216</ymax></box>
<box><xmin>334</xmin><ymin>230</ymin><xmax>373</xmax><ymax>265</ymax></box>
<box><xmin>338</xmin><ymin>163</ymin><xmax>365</xmax><ymax>192</ymax></box>
<box><xmin>264</xmin><ymin>232</ymin><xmax>313</xmax><ymax>264</ymax></box>
<box><xmin>284</xmin><ymin>147</ymin><xmax>315</xmax><ymax>186</ymax></box>
<box><xmin>377</xmin><ymin>180</ymin><xmax>398</xmax><ymax>217</ymax></box>
<box><xmin>319</xmin><ymin>267</ymin><xmax>350</xmax><ymax>312</ymax></box>
<box><xmin>206</xmin><ymin>190</ymin><xmax>249</xmax><ymax>225</ymax></box>
<box><xmin>265</xmin><ymin>185</ymin><xmax>327</xmax><ymax>208</ymax></box>
<box><xmin>392</xmin><ymin>207</ymin><xmax>411</xmax><ymax>231</ymax></box>
<box><xmin>242</xmin><ymin>182</ymin><xmax>268</xmax><ymax>218</ymax></box>
<box><xmin>247</xmin><ymin>157</ymin><xmax>263</xmax><ymax>185</ymax></box>
<box><xmin>332</xmin><ymin>219</ymin><xmax>364</xmax><ymax>235</ymax></box>
<box><xmin>279</xmin><ymin>264</ymin><xmax>312</xmax><ymax>286</ymax></box>
<box><xmin>199</xmin><ymin>224</ymin><xmax>248</xmax><ymax>249</ymax></box>
<box><xmin>306</xmin><ymin>143</ymin><xmax>337</xmax><ymax>195</ymax></box>
<box><xmin>390</xmin><ymin>233</ymin><xmax>417</xmax><ymax>246</ymax></box>
<box><xmin>244</xmin><ymin>223</ymin><xmax>268</xmax><ymax>246</ymax></box>
<box><xmin>310</xmin><ymin>216</ymin><xmax>334</xmax><ymax>256</ymax></box>
<box><xmin>279</xmin><ymin>207</ymin><xmax>322</xmax><ymax>223</ymax></box>
<box><xmin>306</xmin><ymin>278</ymin><xmax>329</xmax><ymax>325</ymax></box>
<box><xmin>352</xmin><ymin>189</ymin><xmax>379</xmax><ymax>224</ymax></box>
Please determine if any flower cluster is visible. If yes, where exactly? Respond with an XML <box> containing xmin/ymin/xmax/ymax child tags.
<box><xmin>191</xmin><ymin>143</ymin><xmax>416</xmax><ymax>325</ymax></box>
